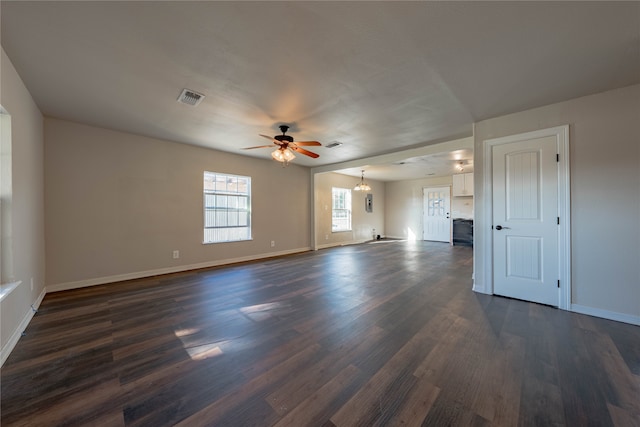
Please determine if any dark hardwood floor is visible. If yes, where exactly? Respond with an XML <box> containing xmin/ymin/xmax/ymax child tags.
<box><xmin>2</xmin><ymin>241</ymin><xmax>639</xmax><ymax>426</ymax></box>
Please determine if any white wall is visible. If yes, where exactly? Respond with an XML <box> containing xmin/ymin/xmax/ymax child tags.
<box><xmin>314</xmin><ymin>172</ymin><xmax>384</xmax><ymax>248</ymax></box>
<box><xmin>45</xmin><ymin>118</ymin><xmax>312</xmax><ymax>290</ymax></box>
<box><xmin>452</xmin><ymin>194</ymin><xmax>473</xmax><ymax>220</ymax></box>
<box><xmin>0</xmin><ymin>48</ymin><xmax>46</xmax><ymax>363</ymax></box>
<box><xmin>474</xmin><ymin>84</ymin><xmax>640</xmax><ymax>322</ymax></box>
<box><xmin>385</xmin><ymin>176</ymin><xmax>452</xmax><ymax>240</ymax></box>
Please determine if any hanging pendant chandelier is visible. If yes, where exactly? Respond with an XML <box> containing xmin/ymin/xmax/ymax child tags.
<box><xmin>354</xmin><ymin>170</ymin><xmax>371</xmax><ymax>192</ymax></box>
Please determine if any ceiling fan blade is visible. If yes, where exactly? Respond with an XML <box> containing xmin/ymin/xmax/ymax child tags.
<box><xmin>290</xmin><ymin>146</ymin><xmax>319</xmax><ymax>158</ymax></box>
<box><xmin>259</xmin><ymin>134</ymin><xmax>276</xmax><ymax>141</ymax></box>
<box><xmin>292</xmin><ymin>141</ymin><xmax>322</xmax><ymax>146</ymax></box>
<box><xmin>243</xmin><ymin>145</ymin><xmax>275</xmax><ymax>150</ymax></box>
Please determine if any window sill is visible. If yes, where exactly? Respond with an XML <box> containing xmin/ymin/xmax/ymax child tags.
<box><xmin>0</xmin><ymin>280</ymin><xmax>21</xmax><ymax>303</ymax></box>
<box><xmin>202</xmin><ymin>238</ymin><xmax>253</xmax><ymax>245</ymax></box>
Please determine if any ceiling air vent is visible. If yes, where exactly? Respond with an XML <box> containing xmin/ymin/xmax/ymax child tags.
<box><xmin>177</xmin><ymin>88</ymin><xmax>205</xmax><ymax>106</ymax></box>
<box><xmin>325</xmin><ymin>141</ymin><xmax>343</xmax><ymax>149</ymax></box>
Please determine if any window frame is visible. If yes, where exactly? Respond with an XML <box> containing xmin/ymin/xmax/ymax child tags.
<box><xmin>331</xmin><ymin>187</ymin><xmax>352</xmax><ymax>232</ymax></box>
<box><xmin>203</xmin><ymin>171</ymin><xmax>252</xmax><ymax>244</ymax></box>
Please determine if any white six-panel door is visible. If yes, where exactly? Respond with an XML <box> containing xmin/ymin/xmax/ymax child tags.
<box><xmin>492</xmin><ymin>136</ymin><xmax>559</xmax><ymax>306</ymax></box>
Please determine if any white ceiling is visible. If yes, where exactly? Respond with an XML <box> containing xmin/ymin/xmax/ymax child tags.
<box><xmin>335</xmin><ymin>148</ymin><xmax>474</xmax><ymax>182</ymax></box>
<box><xmin>2</xmin><ymin>1</ymin><xmax>639</xmax><ymax>177</ymax></box>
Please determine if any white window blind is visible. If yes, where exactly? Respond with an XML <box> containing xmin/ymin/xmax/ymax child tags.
<box><xmin>203</xmin><ymin>172</ymin><xmax>251</xmax><ymax>243</ymax></box>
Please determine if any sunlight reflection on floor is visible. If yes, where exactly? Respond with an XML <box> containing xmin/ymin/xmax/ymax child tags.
<box><xmin>184</xmin><ymin>344</ymin><xmax>223</xmax><ymax>361</ymax></box>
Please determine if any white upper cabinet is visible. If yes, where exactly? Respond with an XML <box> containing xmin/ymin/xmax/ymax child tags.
<box><xmin>453</xmin><ymin>173</ymin><xmax>474</xmax><ymax>197</ymax></box>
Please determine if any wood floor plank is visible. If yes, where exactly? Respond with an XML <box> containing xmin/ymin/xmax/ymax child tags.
<box><xmin>5</xmin><ymin>377</ymin><xmax>123</xmax><ymax>427</ymax></box>
<box><xmin>586</xmin><ymin>330</ymin><xmax>640</xmax><ymax>414</ymax></box>
<box><xmin>330</xmin><ymin>305</ymin><xmax>441</xmax><ymax>425</ymax></box>
<box><xmin>607</xmin><ymin>402</ymin><xmax>640</xmax><ymax>427</ymax></box>
<box><xmin>1</xmin><ymin>334</ymin><xmax>114</xmax><ymax>376</ymax></box>
<box><xmin>420</xmin><ymin>393</ymin><xmax>492</xmax><ymax>426</ymax></box>
<box><xmin>265</xmin><ymin>324</ymin><xmax>385</xmax><ymax>416</ymax></box>
<box><xmin>272</xmin><ymin>364</ymin><xmax>362</xmax><ymax>426</ymax></box>
<box><xmin>384</xmin><ymin>376</ymin><xmax>441</xmax><ymax>426</ymax></box>
<box><xmin>598</xmin><ymin>320</ymin><xmax>640</xmax><ymax>376</ymax></box>
<box><xmin>471</xmin><ymin>331</ymin><xmax>526</xmax><ymax>425</ymax></box>
<box><xmin>2</xmin><ymin>241</ymin><xmax>639</xmax><ymax>426</ymax></box>
<box><xmin>518</xmin><ymin>374</ymin><xmax>564</xmax><ymax>426</ymax></box>
<box><xmin>413</xmin><ymin>315</ymin><xmax>472</xmax><ymax>381</ymax></box>
<box><xmin>173</xmin><ymin>344</ymin><xmax>322</xmax><ymax>426</ymax></box>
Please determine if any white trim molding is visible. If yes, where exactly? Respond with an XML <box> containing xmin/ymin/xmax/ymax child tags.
<box><xmin>315</xmin><ymin>238</ymin><xmax>375</xmax><ymax>251</ymax></box>
<box><xmin>47</xmin><ymin>247</ymin><xmax>311</xmax><ymax>293</ymax></box>
<box><xmin>571</xmin><ymin>304</ymin><xmax>640</xmax><ymax>326</ymax></box>
<box><xmin>480</xmin><ymin>125</ymin><xmax>571</xmax><ymax>310</ymax></box>
<box><xmin>1</xmin><ymin>287</ymin><xmax>46</xmax><ymax>367</ymax></box>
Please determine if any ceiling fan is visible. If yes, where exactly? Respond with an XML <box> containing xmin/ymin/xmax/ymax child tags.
<box><xmin>244</xmin><ymin>125</ymin><xmax>321</xmax><ymax>164</ymax></box>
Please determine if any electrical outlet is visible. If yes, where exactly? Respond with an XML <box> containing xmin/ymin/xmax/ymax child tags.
<box><xmin>172</xmin><ymin>250</ymin><xmax>180</xmax><ymax>259</ymax></box>
<box><xmin>325</xmin><ymin>234</ymin><xmax>329</xmax><ymax>240</ymax></box>
<box><xmin>270</xmin><ymin>241</ymin><xmax>275</xmax><ymax>248</ymax></box>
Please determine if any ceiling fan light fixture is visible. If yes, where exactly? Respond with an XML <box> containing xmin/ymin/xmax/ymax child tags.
<box><xmin>246</xmin><ymin>125</ymin><xmax>320</xmax><ymax>164</ymax></box>
<box><xmin>354</xmin><ymin>170</ymin><xmax>371</xmax><ymax>192</ymax></box>
<box><xmin>271</xmin><ymin>148</ymin><xmax>295</xmax><ymax>164</ymax></box>
<box><xmin>283</xmin><ymin>149</ymin><xmax>296</xmax><ymax>162</ymax></box>
<box><xmin>271</xmin><ymin>149</ymin><xmax>284</xmax><ymax>162</ymax></box>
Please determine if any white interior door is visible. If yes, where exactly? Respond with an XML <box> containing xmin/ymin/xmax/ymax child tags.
<box><xmin>423</xmin><ymin>187</ymin><xmax>450</xmax><ymax>242</ymax></box>
<box><xmin>492</xmin><ymin>135</ymin><xmax>559</xmax><ymax>306</ymax></box>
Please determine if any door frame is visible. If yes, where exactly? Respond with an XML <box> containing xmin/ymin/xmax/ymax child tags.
<box><xmin>481</xmin><ymin>125</ymin><xmax>571</xmax><ymax>310</ymax></box>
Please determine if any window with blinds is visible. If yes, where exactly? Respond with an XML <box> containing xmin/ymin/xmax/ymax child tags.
<box><xmin>203</xmin><ymin>172</ymin><xmax>251</xmax><ymax>243</ymax></box>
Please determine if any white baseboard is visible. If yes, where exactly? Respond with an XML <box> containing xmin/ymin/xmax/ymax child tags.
<box><xmin>46</xmin><ymin>247</ymin><xmax>311</xmax><ymax>293</ymax></box>
<box><xmin>1</xmin><ymin>287</ymin><xmax>46</xmax><ymax>367</ymax></box>
<box><xmin>315</xmin><ymin>242</ymin><xmax>338</xmax><ymax>250</ymax></box>
<box><xmin>315</xmin><ymin>239</ymin><xmax>371</xmax><ymax>250</ymax></box>
<box><xmin>472</xmin><ymin>282</ymin><xmax>491</xmax><ymax>295</ymax></box>
<box><xmin>469</xmin><ymin>291</ymin><xmax>639</xmax><ymax>325</ymax></box>
<box><xmin>570</xmin><ymin>304</ymin><xmax>640</xmax><ymax>326</ymax></box>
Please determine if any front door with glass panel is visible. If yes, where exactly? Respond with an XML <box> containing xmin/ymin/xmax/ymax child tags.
<box><xmin>423</xmin><ymin>187</ymin><xmax>451</xmax><ymax>242</ymax></box>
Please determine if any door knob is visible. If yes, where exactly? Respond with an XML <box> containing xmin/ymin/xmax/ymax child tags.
<box><xmin>495</xmin><ymin>225</ymin><xmax>510</xmax><ymax>230</ymax></box>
